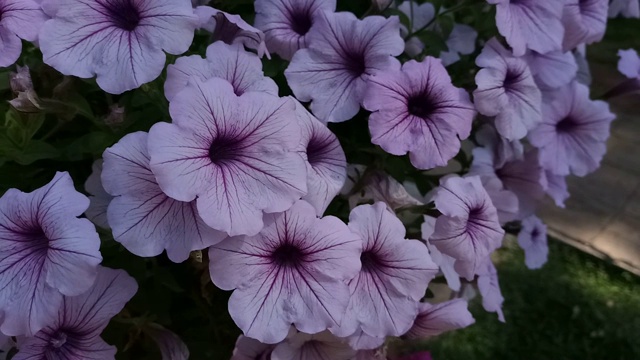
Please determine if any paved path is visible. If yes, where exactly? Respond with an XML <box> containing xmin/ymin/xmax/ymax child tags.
<box><xmin>539</xmin><ymin>63</ymin><xmax>640</xmax><ymax>275</ymax></box>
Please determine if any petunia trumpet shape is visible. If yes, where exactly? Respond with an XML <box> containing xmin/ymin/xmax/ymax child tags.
<box><xmin>102</xmin><ymin>131</ymin><xmax>227</xmax><ymax>262</ymax></box>
<box><xmin>517</xmin><ymin>215</ymin><xmax>549</xmax><ymax>269</ymax></box>
<box><xmin>39</xmin><ymin>0</ymin><xmax>199</xmax><ymax>94</ymax></box>
<box><xmin>562</xmin><ymin>0</ymin><xmax>608</xmax><ymax>51</ymax></box>
<box><xmin>13</xmin><ymin>266</ymin><xmax>137</xmax><ymax>360</ymax></box>
<box><xmin>208</xmin><ymin>200</ymin><xmax>361</xmax><ymax>344</ymax></box>
<box><xmin>148</xmin><ymin>78</ymin><xmax>307</xmax><ymax>236</ymax></box>
<box><xmin>364</xmin><ymin>58</ymin><xmax>476</xmax><ymax>169</ymax></box>
<box><xmin>405</xmin><ymin>299</ymin><xmax>475</xmax><ymax>339</ymax></box>
<box><xmin>0</xmin><ymin>0</ymin><xmax>47</xmax><ymax>67</ymax></box>
<box><xmin>0</xmin><ymin>172</ymin><xmax>102</xmax><ymax>336</ymax></box>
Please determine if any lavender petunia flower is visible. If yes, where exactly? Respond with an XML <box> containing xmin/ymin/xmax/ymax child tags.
<box><xmin>562</xmin><ymin>0</ymin><xmax>608</xmax><ymax>51</ymax></box>
<box><xmin>165</xmin><ymin>42</ymin><xmax>278</xmax><ymax>102</ymax></box>
<box><xmin>102</xmin><ymin>131</ymin><xmax>227</xmax><ymax>263</ymax></box>
<box><xmin>271</xmin><ymin>331</ymin><xmax>356</xmax><ymax>360</ymax></box>
<box><xmin>334</xmin><ymin>203</ymin><xmax>438</xmax><ymax>339</ymax></box>
<box><xmin>474</xmin><ymin>38</ymin><xmax>542</xmax><ymax>140</ymax></box>
<box><xmin>348</xmin><ymin>170</ymin><xmax>424</xmax><ymax>212</ymax></box>
<box><xmin>295</xmin><ymin>101</ymin><xmax>347</xmax><ymax>216</ymax></box>
<box><xmin>422</xmin><ymin>216</ymin><xmax>460</xmax><ymax>291</ymax></box>
<box><xmin>143</xmin><ymin>324</ymin><xmax>190</xmax><ymax>360</ymax></box>
<box><xmin>487</xmin><ymin>0</ymin><xmax>564</xmax><ymax>56</ymax></box>
<box><xmin>545</xmin><ymin>170</ymin><xmax>569</xmax><ymax>207</ymax></box>
<box><xmin>477</xmin><ymin>174</ymin><xmax>520</xmax><ymax>225</ymax></box>
<box><xmin>609</xmin><ymin>0</ymin><xmax>640</xmax><ymax>18</ymax></box>
<box><xmin>528</xmin><ymin>81</ymin><xmax>615</xmax><ymax>176</ymax></box>
<box><xmin>476</xmin><ymin>258</ymin><xmax>505</xmax><ymax>322</ymax></box>
<box><xmin>231</xmin><ymin>335</ymin><xmax>274</xmax><ymax>360</ymax></box>
<box><xmin>39</xmin><ymin>0</ymin><xmax>198</xmax><ymax>94</ymax></box>
<box><xmin>0</xmin><ymin>172</ymin><xmax>102</xmax><ymax>336</ymax></box>
<box><xmin>475</xmin><ymin>123</ymin><xmax>524</xmax><ymax>169</ymax></box>
<box><xmin>13</xmin><ymin>266</ymin><xmax>137</xmax><ymax>360</ymax></box>
<box><xmin>148</xmin><ymin>78</ymin><xmax>307</xmax><ymax>237</ymax></box>
<box><xmin>430</xmin><ymin>176</ymin><xmax>504</xmax><ymax>280</ymax></box>
<box><xmin>517</xmin><ymin>215</ymin><xmax>549</xmax><ymax>269</ymax></box>
<box><xmin>398</xmin><ymin>1</ymin><xmax>435</xmax><ymax>57</ymax></box>
<box><xmin>439</xmin><ymin>24</ymin><xmax>478</xmax><ymax>66</ymax></box>
<box><xmin>364</xmin><ymin>58</ymin><xmax>475</xmax><ymax>170</ymax></box>
<box><xmin>617</xmin><ymin>49</ymin><xmax>640</xmax><ymax>79</ymax></box>
<box><xmin>84</xmin><ymin>160</ymin><xmax>113</xmax><ymax>230</ymax></box>
<box><xmin>525</xmin><ymin>50</ymin><xmax>579</xmax><ymax>90</ymax></box>
<box><xmin>285</xmin><ymin>11</ymin><xmax>404</xmax><ymax>123</ymax></box>
<box><xmin>254</xmin><ymin>0</ymin><xmax>336</xmax><ymax>60</ymax></box>
<box><xmin>208</xmin><ymin>200</ymin><xmax>361</xmax><ymax>344</ymax></box>
<box><xmin>405</xmin><ymin>299</ymin><xmax>475</xmax><ymax>339</ymax></box>
<box><xmin>345</xmin><ymin>329</ymin><xmax>385</xmax><ymax>351</ymax></box>
<box><xmin>0</xmin><ymin>0</ymin><xmax>46</xmax><ymax>67</ymax></box>
<box><xmin>195</xmin><ymin>6</ymin><xmax>269</xmax><ymax>58</ymax></box>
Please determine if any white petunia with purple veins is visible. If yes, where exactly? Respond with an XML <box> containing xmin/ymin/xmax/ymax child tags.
<box><xmin>562</xmin><ymin>0</ymin><xmax>608</xmax><ymax>51</ymax></box>
<box><xmin>517</xmin><ymin>215</ymin><xmax>549</xmax><ymax>269</ymax></box>
<box><xmin>0</xmin><ymin>172</ymin><xmax>102</xmax><ymax>336</ymax></box>
<box><xmin>405</xmin><ymin>299</ymin><xmax>475</xmax><ymax>339</ymax></box>
<box><xmin>0</xmin><ymin>0</ymin><xmax>47</xmax><ymax>67</ymax></box>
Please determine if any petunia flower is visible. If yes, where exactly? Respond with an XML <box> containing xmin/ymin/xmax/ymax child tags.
<box><xmin>142</xmin><ymin>323</ymin><xmax>190</xmax><ymax>360</ymax></box>
<box><xmin>609</xmin><ymin>0</ymin><xmax>640</xmax><ymax>18</ymax></box>
<box><xmin>294</xmin><ymin>101</ymin><xmax>347</xmax><ymax>216</ymax></box>
<box><xmin>430</xmin><ymin>176</ymin><xmax>504</xmax><ymax>280</ymax></box>
<box><xmin>254</xmin><ymin>0</ymin><xmax>337</xmax><ymax>60</ymax></box>
<box><xmin>617</xmin><ymin>49</ymin><xmax>640</xmax><ymax>79</ymax></box>
<box><xmin>364</xmin><ymin>57</ymin><xmax>476</xmax><ymax>170</ymax></box>
<box><xmin>344</xmin><ymin>329</ymin><xmax>385</xmax><ymax>351</ymax></box>
<box><xmin>148</xmin><ymin>78</ymin><xmax>307</xmax><ymax>237</ymax></box>
<box><xmin>84</xmin><ymin>160</ymin><xmax>113</xmax><ymax>230</ymax></box>
<box><xmin>285</xmin><ymin>11</ymin><xmax>404</xmax><ymax>123</ymax></box>
<box><xmin>439</xmin><ymin>24</ymin><xmax>478</xmax><ymax>66</ymax></box>
<box><xmin>231</xmin><ymin>335</ymin><xmax>274</xmax><ymax>360</ymax></box>
<box><xmin>476</xmin><ymin>258</ymin><xmax>505</xmax><ymax>322</ymax></box>
<box><xmin>165</xmin><ymin>41</ymin><xmax>278</xmax><ymax>102</ymax></box>
<box><xmin>405</xmin><ymin>299</ymin><xmax>475</xmax><ymax>339</ymax></box>
<box><xmin>517</xmin><ymin>215</ymin><xmax>549</xmax><ymax>269</ymax></box>
<box><xmin>0</xmin><ymin>172</ymin><xmax>102</xmax><ymax>336</ymax></box>
<box><xmin>13</xmin><ymin>266</ymin><xmax>137</xmax><ymax>360</ymax></box>
<box><xmin>562</xmin><ymin>0</ymin><xmax>608</xmax><ymax>51</ymax></box>
<box><xmin>347</xmin><ymin>170</ymin><xmax>423</xmax><ymax>212</ymax></box>
<box><xmin>102</xmin><ymin>131</ymin><xmax>227</xmax><ymax>263</ymax></box>
<box><xmin>39</xmin><ymin>0</ymin><xmax>199</xmax><ymax>94</ymax></box>
<box><xmin>195</xmin><ymin>6</ymin><xmax>269</xmax><ymax>58</ymax></box>
<box><xmin>475</xmin><ymin>123</ymin><xmax>524</xmax><ymax>169</ymax></box>
<box><xmin>474</xmin><ymin>38</ymin><xmax>542</xmax><ymax>140</ymax></box>
<box><xmin>208</xmin><ymin>200</ymin><xmax>361</xmax><ymax>344</ymax></box>
<box><xmin>545</xmin><ymin>170</ymin><xmax>569</xmax><ymax>207</ymax></box>
<box><xmin>0</xmin><ymin>0</ymin><xmax>47</xmax><ymax>67</ymax></box>
<box><xmin>487</xmin><ymin>0</ymin><xmax>564</xmax><ymax>56</ymax></box>
<box><xmin>525</xmin><ymin>50</ymin><xmax>578</xmax><ymax>90</ymax></box>
<box><xmin>528</xmin><ymin>81</ymin><xmax>615</xmax><ymax>176</ymax></box>
<box><xmin>422</xmin><ymin>216</ymin><xmax>461</xmax><ymax>291</ymax></box>
<box><xmin>271</xmin><ymin>330</ymin><xmax>356</xmax><ymax>360</ymax></box>
<box><xmin>334</xmin><ymin>202</ymin><xmax>438</xmax><ymax>339</ymax></box>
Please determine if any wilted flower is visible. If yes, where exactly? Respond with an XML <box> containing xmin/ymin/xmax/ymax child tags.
<box><xmin>285</xmin><ymin>12</ymin><xmax>404</xmax><ymax>123</ymax></box>
<box><xmin>148</xmin><ymin>78</ymin><xmax>307</xmax><ymax>236</ymax></box>
<box><xmin>405</xmin><ymin>299</ymin><xmax>475</xmax><ymax>339</ymax></box>
<box><xmin>609</xmin><ymin>0</ymin><xmax>640</xmax><ymax>18</ymax></box>
<box><xmin>0</xmin><ymin>172</ymin><xmax>102</xmax><ymax>336</ymax></box>
<box><xmin>476</xmin><ymin>258</ymin><xmax>505</xmax><ymax>322</ymax></box>
<box><xmin>617</xmin><ymin>48</ymin><xmax>640</xmax><ymax>79</ymax></box>
<box><xmin>13</xmin><ymin>267</ymin><xmax>137</xmax><ymax>360</ymax></box>
<box><xmin>525</xmin><ymin>50</ymin><xmax>578</xmax><ymax>90</ymax></box>
<box><xmin>517</xmin><ymin>215</ymin><xmax>549</xmax><ymax>269</ymax></box>
<box><xmin>208</xmin><ymin>200</ymin><xmax>361</xmax><ymax>344</ymax></box>
<box><xmin>0</xmin><ymin>0</ymin><xmax>46</xmax><ymax>67</ymax></box>
<box><xmin>562</xmin><ymin>0</ymin><xmax>608</xmax><ymax>51</ymax></box>
<box><xmin>84</xmin><ymin>160</ymin><xmax>112</xmax><ymax>229</ymax></box>
<box><xmin>254</xmin><ymin>0</ymin><xmax>337</xmax><ymax>60</ymax></box>
<box><xmin>10</xmin><ymin>65</ymin><xmax>33</xmax><ymax>93</ymax></box>
<box><xmin>271</xmin><ymin>330</ymin><xmax>356</xmax><ymax>360</ymax></box>
<box><xmin>104</xmin><ymin>104</ymin><xmax>126</xmax><ymax>127</ymax></box>
<box><xmin>102</xmin><ymin>132</ymin><xmax>227</xmax><ymax>262</ymax></box>
<box><xmin>348</xmin><ymin>170</ymin><xmax>423</xmax><ymax>211</ymax></box>
<box><xmin>364</xmin><ymin>58</ymin><xmax>475</xmax><ymax>169</ymax></box>
<box><xmin>231</xmin><ymin>335</ymin><xmax>273</xmax><ymax>360</ymax></box>
<box><xmin>39</xmin><ymin>0</ymin><xmax>198</xmax><ymax>94</ymax></box>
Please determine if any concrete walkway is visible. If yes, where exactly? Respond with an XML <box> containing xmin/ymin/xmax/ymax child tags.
<box><xmin>539</xmin><ymin>63</ymin><xmax>640</xmax><ymax>276</ymax></box>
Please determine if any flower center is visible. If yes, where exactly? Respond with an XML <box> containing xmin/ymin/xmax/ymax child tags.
<box><xmin>503</xmin><ymin>69</ymin><xmax>523</xmax><ymax>88</ymax></box>
<box><xmin>306</xmin><ymin>136</ymin><xmax>327</xmax><ymax>166</ymax></box>
<box><xmin>209</xmin><ymin>136</ymin><xmax>241</xmax><ymax>165</ymax></box>
<box><xmin>360</xmin><ymin>250</ymin><xmax>383</xmax><ymax>272</ymax></box>
<box><xmin>105</xmin><ymin>0</ymin><xmax>142</xmax><ymax>31</ymax></box>
<box><xmin>272</xmin><ymin>243</ymin><xmax>304</xmax><ymax>267</ymax></box>
<box><xmin>343</xmin><ymin>50</ymin><xmax>367</xmax><ymax>77</ymax></box>
<box><xmin>49</xmin><ymin>331</ymin><xmax>68</xmax><ymax>349</ymax></box>
<box><xmin>556</xmin><ymin>117</ymin><xmax>576</xmax><ymax>133</ymax></box>
<box><xmin>289</xmin><ymin>8</ymin><xmax>313</xmax><ymax>36</ymax></box>
<box><xmin>407</xmin><ymin>94</ymin><xmax>436</xmax><ymax>119</ymax></box>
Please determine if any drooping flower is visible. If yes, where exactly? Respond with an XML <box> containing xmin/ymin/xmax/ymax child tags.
<box><xmin>208</xmin><ymin>200</ymin><xmax>361</xmax><ymax>344</ymax></box>
<box><xmin>231</xmin><ymin>335</ymin><xmax>274</xmax><ymax>360</ymax></box>
<box><xmin>476</xmin><ymin>258</ymin><xmax>505</xmax><ymax>322</ymax></box>
<box><xmin>430</xmin><ymin>176</ymin><xmax>505</xmax><ymax>280</ymax></box>
<box><xmin>84</xmin><ymin>160</ymin><xmax>113</xmax><ymax>230</ymax></box>
<box><xmin>528</xmin><ymin>81</ymin><xmax>615</xmax><ymax>176</ymax></box>
<box><xmin>0</xmin><ymin>0</ymin><xmax>47</xmax><ymax>67</ymax></box>
<box><xmin>334</xmin><ymin>203</ymin><xmax>438</xmax><ymax>339</ymax></box>
<box><xmin>10</xmin><ymin>65</ymin><xmax>33</xmax><ymax>93</ymax></box>
<box><xmin>142</xmin><ymin>323</ymin><xmax>190</xmax><ymax>360</ymax></box>
<box><xmin>348</xmin><ymin>170</ymin><xmax>423</xmax><ymax>212</ymax></box>
<box><xmin>13</xmin><ymin>266</ymin><xmax>137</xmax><ymax>360</ymax></box>
<box><xmin>0</xmin><ymin>172</ymin><xmax>102</xmax><ymax>336</ymax></box>
<box><xmin>545</xmin><ymin>170</ymin><xmax>569</xmax><ymax>207</ymax></box>
<box><xmin>617</xmin><ymin>49</ymin><xmax>640</xmax><ymax>79</ymax></box>
<box><xmin>295</xmin><ymin>101</ymin><xmax>347</xmax><ymax>216</ymax></box>
<box><xmin>517</xmin><ymin>216</ymin><xmax>549</xmax><ymax>269</ymax></box>
<box><xmin>39</xmin><ymin>0</ymin><xmax>199</xmax><ymax>94</ymax></box>
<box><xmin>102</xmin><ymin>131</ymin><xmax>227</xmax><ymax>263</ymax></box>
<box><xmin>195</xmin><ymin>6</ymin><xmax>269</xmax><ymax>58</ymax></box>
<box><xmin>474</xmin><ymin>38</ymin><xmax>542</xmax><ymax>140</ymax></box>
<box><xmin>148</xmin><ymin>78</ymin><xmax>307</xmax><ymax>236</ymax></box>
<box><xmin>285</xmin><ymin>11</ymin><xmax>404</xmax><ymax>123</ymax></box>
<box><xmin>475</xmin><ymin>123</ymin><xmax>524</xmax><ymax>169</ymax></box>
<box><xmin>609</xmin><ymin>0</ymin><xmax>640</xmax><ymax>18</ymax></box>
<box><xmin>562</xmin><ymin>0</ymin><xmax>608</xmax><ymax>51</ymax></box>
<box><xmin>405</xmin><ymin>299</ymin><xmax>475</xmax><ymax>339</ymax></box>
<box><xmin>525</xmin><ymin>50</ymin><xmax>579</xmax><ymax>90</ymax></box>
<box><xmin>422</xmin><ymin>216</ymin><xmax>460</xmax><ymax>291</ymax></box>
<box><xmin>364</xmin><ymin>57</ymin><xmax>475</xmax><ymax>169</ymax></box>
<box><xmin>487</xmin><ymin>0</ymin><xmax>564</xmax><ymax>56</ymax></box>
<box><xmin>271</xmin><ymin>331</ymin><xmax>356</xmax><ymax>360</ymax></box>
<box><xmin>254</xmin><ymin>0</ymin><xmax>337</xmax><ymax>60</ymax></box>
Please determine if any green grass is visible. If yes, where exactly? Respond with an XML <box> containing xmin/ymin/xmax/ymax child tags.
<box><xmin>420</xmin><ymin>240</ymin><xmax>640</xmax><ymax>360</ymax></box>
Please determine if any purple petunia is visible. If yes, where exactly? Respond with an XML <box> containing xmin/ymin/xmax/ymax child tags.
<box><xmin>102</xmin><ymin>131</ymin><xmax>227</xmax><ymax>263</ymax></box>
<box><xmin>528</xmin><ymin>81</ymin><xmax>615</xmax><ymax>176</ymax></box>
<box><xmin>84</xmin><ymin>160</ymin><xmax>112</xmax><ymax>230</ymax></box>
<box><xmin>517</xmin><ymin>215</ymin><xmax>549</xmax><ymax>269</ymax></box>
<box><xmin>430</xmin><ymin>176</ymin><xmax>504</xmax><ymax>280</ymax></box>
<box><xmin>143</xmin><ymin>324</ymin><xmax>190</xmax><ymax>360</ymax></box>
<box><xmin>148</xmin><ymin>78</ymin><xmax>307</xmax><ymax>236</ymax></box>
<box><xmin>364</xmin><ymin>58</ymin><xmax>475</xmax><ymax>170</ymax></box>
<box><xmin>477</xmin><ymin>258</ymin><xmax>505</xmax><ymax>322</ymax></box>
<box><xmin>0</xmin><ymin>0</ymin><xmax>47</xmax><ymax>67</ymax></box>
<box><xmin>39</xmin><ymin>0</ymin><xmax>198</xmax><ymax>94</ymax></box>
<box><xmin>165</xmin><ymin>41</ymin><xmax>278</xmax><ymax>102</ymax></box>
<box><xmin>474</xmin><ymin>38</ymin><xmax>542</xmax><ymax>140</ymax></box>
<box><xmin>0</xmin><ymin>172</ymin><xmax>102</xmax><ymax>336</ymax></box>
<box><xmin>334</xmin><ymin>203</ymin><xmax>438</xmax><ymax>339</ymax></box>
<box><xmin>487</xmin><ymin>0</ymin><xmax>564</xmax><ymax>56</ymax></box>
<box><xmin>562</xmin><ymin>0</ymin><xmax>608</xmax><ymax>51</ymax></box>
<box><xmin>405</xmin><ymin>299</ymin><xmax>475</xmax><ymax>339</ymax></box>
<box><xmin>295</xmin><ymin>101</ymin><xmax>347</xmax><ymax>216</ymax></box>
<box><xmin>545</xmin><ymin>170</ymin><xmax>569</xmax><ymax>207</ymax></box>
<box><xmin>254</xmin><ymin>0</ymin><xmax>336</xmax><ymax>60</ymax></box>
<box><xmin>475</xmin><ymin>123</ymin><xmax>524</xmax><ymax>169</ymax></box>
<box><xmin>285</xmin><ymin>11</ymin><xmax>404</xmax><ymax>123</ymax></box>
<box><xmin>13</xmin><ymin>266</ymin><xmax>137</xmax><ymax>360</ymax></box>
<box><xmin>609</xmin><ymin>0</ymin><xmax>640</xmax><ymax>18</ymax></box>
<box><xmin>525</xmin><ymin>50</ymin><xmax>579</xmax><ymax>90</ymax></box>
<box><xmin>617</xmin><ymin>49</ymin><xmax>640</xmax><ymax>79</ymax></box>
<box><xmin>208</xmin><ymin>200</ymin><xmax>361</xmax><ymax>344</ymax></box>
<box><xmin>422</xmin><ymin>216</ymin><xmax>461</xmax><ymax>291</ymax></box>
<box><xmin>271</xmin><ymin>330</ymin><xmax>356</xmax><ymax>360</ymax></box>
<box><xmin>231</xmin><ymin>335</ymin><xmax>274</xmax><ymax>360</ymax></box>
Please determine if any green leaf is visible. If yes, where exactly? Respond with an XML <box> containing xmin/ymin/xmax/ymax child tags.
<box><xmin>62</xmin><ymin>131</ymin><xmax>115</xmax><ymax>161</ymax></box>
<box><xmin>417</xmin><ymin>30</ymin><xmax>449</xmax><ymax>56</ymax></box>
<box><xmin>8</xmin><ymin>140</ymin><xmax>60</xmax><ymax>165</ymax></box>
<box><xmin>4</xmin><ymin>108</ymin><xmax>45</xmax><ymax>146</ymax></box>
<box><xmin>387</xmin><ymin>8</ymin><xmax>412</xmax><ymax>31</ymax></box>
